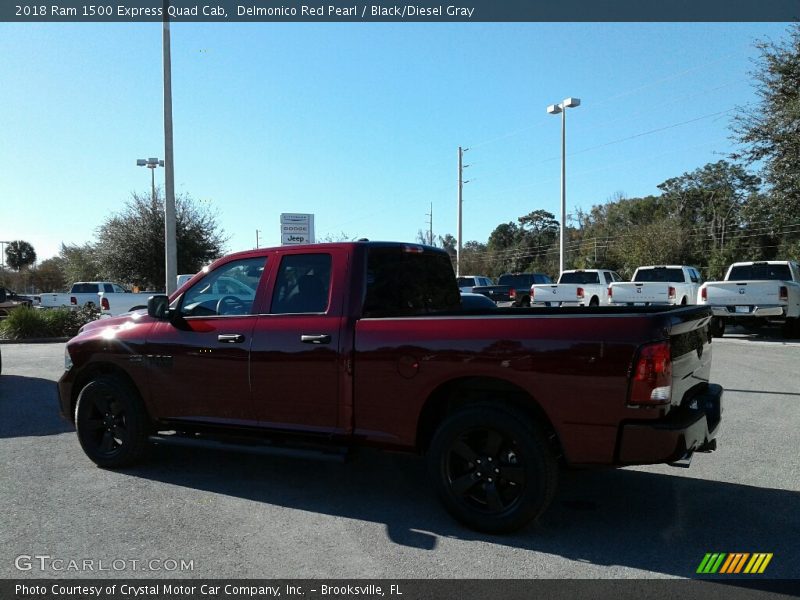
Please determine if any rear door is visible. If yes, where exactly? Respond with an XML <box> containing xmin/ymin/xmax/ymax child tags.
<box><xmin>249</xmin><ymin>248</ymin><xmax>348</xmax><ymax>433</ymax></box>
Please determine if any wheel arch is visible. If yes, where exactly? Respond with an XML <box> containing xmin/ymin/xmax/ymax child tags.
<box><xmin>415</xmin><ymin>376</ymin><xmax>561</xmax><ymax>457</ymax></box>
<box><xmin>69</xmin><ymin>362</ymin><xmax>146</xmax><ymax>423</ymax></box>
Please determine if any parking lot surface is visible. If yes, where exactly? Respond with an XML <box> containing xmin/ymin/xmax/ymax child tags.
<box><xmin>1</xmin><ymin>331</ymin><xmax>798</xmax><ymax>579</ymax></box>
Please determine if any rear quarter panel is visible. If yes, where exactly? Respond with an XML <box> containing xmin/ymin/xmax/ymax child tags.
<box><xmin>353</xmin><ymin>310</ymin><xmax>671</xmax><ymax>464</ymax></box>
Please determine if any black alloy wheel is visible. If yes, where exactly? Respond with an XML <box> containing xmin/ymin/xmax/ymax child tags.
<box><xmin>428</xmin><ymin>404</ymin><xmax>557</xmax><ymax>533</ymax></box>
<box><xmin>75</xmin><ymin>375</ymin><xmax>150</xmax><ymax>468</ymax></box>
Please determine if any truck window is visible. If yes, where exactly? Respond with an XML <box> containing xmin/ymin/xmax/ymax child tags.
<box><xmin>728</xmin><ymin>264</ymin><xmax>792</xmax><ymax>281</ymax></box>
<box><xmin>363</xmin><ymin>247</ymin><xmax>460</xmax><ymax>317</ymax></box>
<box><xmin>456</xmin><ymin>277</ymin><xmax>476</xmax><ymax>287</ymax></box>
<box><xmin>72</xmin><ymin>283</ymin><xmax>99</xmax><ymax>294</ymax></box>
<box><xmin>180</xmin><ymin>257</ymin><xmax>265</xmax><ymax>317</ymax></box>
<box><xmin>559</xmin><ymin>272</ymin><xmax>600</xmax><ymax>284</ymax></box>
<box><xmin>271</xmin><ymin>254</ymin><xmax>332</xmax><ymax>314</ymax></box>
<box><xmin>633</xmin><ymin>268</ymin><xmax>684</xmax><ymax>283</ymax></box>
<box><xmin>603</xmin><ymin>272</ymin><xmax>612</xmax><ymax>284</ymax></box>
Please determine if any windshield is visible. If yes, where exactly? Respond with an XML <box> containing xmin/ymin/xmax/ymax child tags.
<box><xmin>728</xmin><ymin>264</ymin><xmax>792</xmax><ymax>281</ymax></box>
<box><xmin>559</xmin><ymin>272</ymin><xmax>600</xmax><ymax>284</ymax></box>
<box><xmin>634</xmin><ymin>268</ymin><xmax>684</xmax><ymax>283</ymax></box>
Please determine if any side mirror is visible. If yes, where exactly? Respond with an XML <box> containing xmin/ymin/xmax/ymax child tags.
<box><xmin>147</xmin><ymin>295</ymin><xmax>170</xmax><ymax>320</ymax></box>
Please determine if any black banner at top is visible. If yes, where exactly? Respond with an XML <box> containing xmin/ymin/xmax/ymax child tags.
<box><xmin>3</xmin><ymin>0</ymin><xmax>800</xmax><ymax>22</ymax></box>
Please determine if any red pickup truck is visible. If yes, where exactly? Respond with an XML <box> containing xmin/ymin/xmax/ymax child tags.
<box><xmin>59</xmin><ymin>241</ymin><xmax>722</xmax><ymax>533</ymax></box>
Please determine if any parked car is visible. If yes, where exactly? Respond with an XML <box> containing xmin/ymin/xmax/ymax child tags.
<box><xmin>472</xmin><ymin>272</ymin><xmax>553</xmax><ymax>307</ymax></box>
<box><xmin>0</xmin><ymin>287</ymin><xmax>33</xmax><ymax>318</ymax></box>
<box><xmin>698</xmin><ymin>260</ymin><xmax>800</xmax><ymax>338</ymax></box>
<box><xmin>460</xmin><ymin>291</ymin><xmax>498</xmax><ymax>310</ymax></box>
<box><xmin>60</xmin><ymin>241</ymin><xmax>721</xmax><ymax>533</ymax></box>
<box><xmin>532</xmin><ymin>269</ymin><xmax>623</xmax><ymax>307</ymax></box>
<box><xmin>608</xmin><ymin>265</ymin><xmax>703</xmax><ymax>307</ymax></box>
<box><xmin>39</xmin><ymin>282</ymin><xmax>130</xmax><ymax>310</ymax></box>
<box><xmin>456</xmin><ymin>275</ymin><xmax>493</xmax><ymax>293</ymax></box>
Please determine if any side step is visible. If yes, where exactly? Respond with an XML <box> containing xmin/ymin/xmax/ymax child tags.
<box><xmin>668</xmin><ymin>453</ymin><xmax>693</xmax><ymax>468</ymax></box>
<box><xmin>148</xmin><ymin>433</ymin><xmax>350</xmax><ymax>463</ymax></box>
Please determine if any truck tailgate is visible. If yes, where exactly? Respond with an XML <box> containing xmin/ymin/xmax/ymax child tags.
<box><xmin>611</xmin><ymin>282</ymin><xmax>670</xmax><ymax>305</ymax></box>
<box><xmin>704</xmin><ymin>281</ymin><xmax>783</xmax><ymax>305</ymax></box>
<box><xmin>531</xmin><ymin>284</ymin><xmax>583</xmax><ymax>304</ymax></box>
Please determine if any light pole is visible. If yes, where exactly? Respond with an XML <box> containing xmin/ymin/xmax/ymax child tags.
<box><xmin>136</xmin><ymin>158</ymin><xmax>164</xmax><ymax>202</ymax></box>
<box><xmin>547</xmin><ymin>97</ymin><xmax>580</xmax><ymax>276</ymax></box>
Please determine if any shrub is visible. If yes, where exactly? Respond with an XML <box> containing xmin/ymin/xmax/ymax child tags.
<box><xmin>0</xmin><ymin>305</ymin><xmax>101</xmax><ymax>339</ymax></box>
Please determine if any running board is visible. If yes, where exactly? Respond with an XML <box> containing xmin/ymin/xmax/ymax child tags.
<box><xmin>148</xmin><ymin>434</ymin><xmax>350</xmax><ymax>462</ymax></box>
<box><xmin>668</xmin><ymin>453</ymin><xmax>693</xmax><ymax>468</ymax></box>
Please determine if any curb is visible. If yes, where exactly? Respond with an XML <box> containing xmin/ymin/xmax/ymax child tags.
<box><xmin>0</xmin><ymin>337</ymin><xmax>70</xmax><ymax>345</ymax></box>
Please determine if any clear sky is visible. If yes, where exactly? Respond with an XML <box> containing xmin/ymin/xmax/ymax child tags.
<box><xmin>0</xmin><ymin>21</ymin><xmax>792</xmax><ymax>262</ymax></box>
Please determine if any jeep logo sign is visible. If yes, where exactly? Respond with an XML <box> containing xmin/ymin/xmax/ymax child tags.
<box><xmin>280</xmin><ymin>213</ymin><xmax>315</xmax><ymax>246</ymax></box>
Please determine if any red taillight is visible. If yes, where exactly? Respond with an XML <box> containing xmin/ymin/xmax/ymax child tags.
<box><xmin>530</xmin><ymin>286</ymin><xmax>535</xmax><ymax>299</ymax></box>
<box><xmin>779</xmin><ymin>286</ymin><xmax>788</xmax><ymax>301</ymax></box>
<box><xmin>668</xmin><ymin>286</ymin><xmax>676</xmax><ymax>300</ymax></box>
<box><xmin>70</xmin><ymin>296</ymin><xmax>77</xmax><ymax>305</ymax></box>
<box><xmin>101</xmin><ymin>297</ymin><xmax>110</xmax><ymax>310</ymax></box>
<box><xmin>577</xmin><ymin>287</ymin><xmax>585</xmax><ymax>299</ymax></box>
<box><xmin>701</xmin><ymin>287</ymin><xmax>707</xmax><ymax>301</ymax></box>
<box><xmin>629</xmin><ymin>341</ymin><xmax>672</xmax><ymax>405</ymax></box>
<box><xmin>509</xmin><ymin>287</ymin><xmax>516</xmax><ymax>299</ymax></box>
<box><xmin>607</xmin><ymin>286</ymin><xmax>613</xmax><ymax>298</ymax></box>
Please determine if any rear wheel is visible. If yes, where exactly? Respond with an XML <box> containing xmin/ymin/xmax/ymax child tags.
<box><xmin>427</xmin><ymin>404</ymin><xmax>558</xmax><ymax>533</ymax></box>
<box><xmin>783</xmin><ymin>318</ymin><xmax>800</xmax><ymax>339</ymax></box>
<box><xmin>75</xmin><ymin>375</ymin><xmax>151</xmax><ymax>468</ymax></box>
<box><xmin>589</xmin><ymin>296</ymin><xmax>600</xmax><ymax>307</ymax></box>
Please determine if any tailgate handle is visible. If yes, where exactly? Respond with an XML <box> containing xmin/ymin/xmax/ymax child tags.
<box><xmin>301</xmin><ymin>334</ymin><xmax>331</xmax><ymax>345</ymax></box>
<box><xmin>218</xmin><ymin>334</ymin><xmax>245</xmax><ymax>344</ymax></box>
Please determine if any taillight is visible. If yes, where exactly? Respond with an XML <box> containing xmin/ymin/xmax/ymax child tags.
<box><xmin>668</xmin><ymin>286</ymin><xmax>676</xmax><ymax>300</ymax></box>
<box><xmin>101</xmin><ymin>297</ymin><xmax>110</xmax><ymax>311</ymax></box>
<box><xmin>70</xmin><ymin>296</ymin><xmax>77</xmax><ymax>305</ymax></box>
<box><xmin>629</xmin><ymin>341</ymin><xmax>672</xmax><ymax>405</ymax></box>
<box><xmin>530</xmin><ymin>286</ymin><xmax>535</xmax><ymax>299</ymax></box>
<box><xmin>577</xmin><ymin>287</ymin><xmax>585</xmax><ymax>299</ymax></box>
<box><xmin>779</xmin><ymin>286</ymin><xmax>788</xmax><ymax>301</ymax></box>
<box><xmin>607</xmin><ymin>286</ymin><xmax>613</xmax><ymax>298</ymax></box>
<box><xmin>509</xmin><ymin>287</ymin><xmax>516</xmax><ymax>299</ymax></box>
<box><xmin>700</xmin><ymin>287</ymin><xmax>707</xmax><ymax>302</ymax></box>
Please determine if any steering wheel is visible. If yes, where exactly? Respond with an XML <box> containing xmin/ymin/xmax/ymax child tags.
<box><xmin>216</xmin><ymin>295</ymin><xmax>247</xmax><ymax>316</ymax></box>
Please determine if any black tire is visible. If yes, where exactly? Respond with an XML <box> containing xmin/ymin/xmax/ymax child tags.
<box><xmin>680</xmin><ymin>297</ymin><xmax>688</xmax><ymax>306</ymax></box>
<box><xmin>427</xmin><ymin>403</ymin><xmax>558</xmax><ymax>534</ymax></box>
<box><xmin>75</xmin><ymin>375</ymin><xmax>151</xmax><ymax>468</ymax></box>
<box><xmin>589</xmin><ymin>296</ymin><xmax>600</xmax><ymax>307</ymax></box>
<box><xmin>518</xmin><ymin>296</ymin><xmax>531</xmax><ymax>308</ymax></box>
<box><xmin>709</xmin><ymin>317</ymin><xmax>725</xmax><ymax>338</ymax></box>
<box><xmin>782</xmin><ymin>318</ymin><xmax>800</xmax><ymax>339</ymax></box>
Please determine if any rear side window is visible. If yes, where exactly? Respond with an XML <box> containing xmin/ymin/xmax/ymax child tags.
<box><xmin>634</xmin><ymin>268</ymin><xmax>684</xmax><ymax>283</ymax></box>
<box><xmin>729</xmin><ymin>264</ymin><xmax>792</xmax><ymax>281</ymax></box>
<box><xmin>603</xmin><ymin>272</ymin><xmax>613</xmax><ymax>284</ymax></box>
<box><xmin>559</xmin><ymin>272</ymin><xmax>600</xmax><ymax>284</ymax></box>
<box><xmin>271</xmin><ymin>254</ymin><xmax>332</xmax><ymax>314</ymax></box>
<box><xmin>364</xmin><ymin>247</ymin><xmax>460</xmax><ymax>317</ymax></box>
<box><xmin>72</xmin><ymin>283</ymin><xmax>99</xmax><ymax>294</ymax></box>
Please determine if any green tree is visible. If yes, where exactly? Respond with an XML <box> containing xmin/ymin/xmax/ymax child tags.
<box><xmin>96</xmin><ymin>191</ymin><xmax>227</xmax><ymax>291</ymax></box>
<box><xmin>5</xmin><ymin>240</ymin><xmax>36</xmax><ymax>271</ymax></box>
<box><xmin>59</xmin><ymin>243</ymin><xmax>103</xmax><ymax>285</ymax></box>
<box><xmin>732</xmin><ymin>24</ymin><xmax>800</xmax><ymax>255</ymax></box>
<box><xmin>31</xmin><ymin>257</ymin><xmax>67</xmax><ymax>292</ymax></box>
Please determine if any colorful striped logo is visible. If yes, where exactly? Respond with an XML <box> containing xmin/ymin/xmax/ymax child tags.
<box><xmin>697</xmin><ymin>553</ymin><xmax>773</xmax><ymax>574</ymax></box>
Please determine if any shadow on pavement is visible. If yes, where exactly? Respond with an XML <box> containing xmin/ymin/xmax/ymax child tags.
<box><xmin>121</xmin><ymin>444</ymin><xmax>800</xmax><ymax>579</ymax></box>
<box><xmin>0</xmin><ymin>375</ymin><xmax>73</xmax><ymax>438</ymax></box>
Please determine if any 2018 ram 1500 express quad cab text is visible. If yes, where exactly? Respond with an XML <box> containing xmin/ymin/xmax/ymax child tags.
<box><xmin>59</xmin><ymin>242</ymin><xmax>722</xmax><ymax>533</ymax></box>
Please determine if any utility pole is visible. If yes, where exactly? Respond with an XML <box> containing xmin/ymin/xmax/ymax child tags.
<box><xmin>426</xmin><ymin>203</ymin><xmax>433</xmax><ymax>245</ymax></box>
<box><xmin>256</xmin><ymin>229</ymin><xmax>261</xmax><ymax>249</ymax></box>
<box><xmin>162</xmin><ymin>3</ymin><xmax>177</xmax><ymax>295</ymax></box>
<box><xmin>457</xmin><ymin>146</ymin><xmax>469</xmax><ymax>277</ymax></box>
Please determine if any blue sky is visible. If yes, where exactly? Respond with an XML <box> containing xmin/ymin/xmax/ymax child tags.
<box><xmin>0</xmin><ymin>22</ymin><xmax>792</xmax><ymax>261</ymax></box>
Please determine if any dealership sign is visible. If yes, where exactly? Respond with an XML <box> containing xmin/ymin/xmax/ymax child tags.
<box><xmin>280</xmin><ymin>213</ymin><xmax>315</xmax><ymax>245</ymax></box>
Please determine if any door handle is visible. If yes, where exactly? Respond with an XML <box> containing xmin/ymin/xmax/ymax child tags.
<box><xmin>218</xmin><ymin>334</ymin><xmax>245</xmax><ymax>344</ymax></box>
<box><xmin>301</xmin><ymin>334</ymin><xmax>332</xmax><ymax>345</ymax></box>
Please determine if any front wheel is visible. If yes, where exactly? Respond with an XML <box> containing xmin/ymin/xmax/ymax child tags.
<box><xmin>427</xmin><ymin>404</ymin><xmax>558</xmax><ymax>533</ymax></box>
<box><xmin>75</xmin><ymin>375</ymin><xmax>151</xmax><ymax>468</ymax></box>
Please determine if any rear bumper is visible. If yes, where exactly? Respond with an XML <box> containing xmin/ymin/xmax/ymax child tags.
<box><xmin>710</xmin><ymin>305</ymin><xmax>786</xmax><ymax>318</ymax></box>
<box><xmin>617</xmin><ymin>384</ymin><xmax>722</xmax><ymax>465</ymax></box>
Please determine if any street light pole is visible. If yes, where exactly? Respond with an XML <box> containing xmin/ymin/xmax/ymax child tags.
<box><xmin>162</xmin><ymin>3</ymin><xmax>177</xmax><ymax>295</ymax></box>
<box><xmin>136</xmin><ymin>158</ymin><xmax>164</xmax><ymax>203</ymax></box>
<box><xmin>547</xmin><ymin>97</ymin><xmax>580</xmax><ymax>276</ymax></box>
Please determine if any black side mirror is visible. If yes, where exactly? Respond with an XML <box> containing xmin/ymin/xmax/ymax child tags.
<box><xmin>147</xmin><ymin>295</ymin><xmax>170</xmax><ymax>320</ymax></box>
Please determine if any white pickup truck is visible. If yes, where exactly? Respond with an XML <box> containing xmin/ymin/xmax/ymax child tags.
<box><xmin>39</xmin><ymin>282</ymin><xmax>130</xmax><ymax>309</ymax></box>
<box><xmin>698</xmin><ymin>260</ymin><xmax>800</xmax><ymax>337</ymax></box>
<box><xmin>531</xmin><ymin>269</ymin><xmax>623</xmax><ymax>307</ymax></box>
<box><xmin>608</xmin><ymin>265</ymin><xmax>703</xmax><ymax>307</ymax></box>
